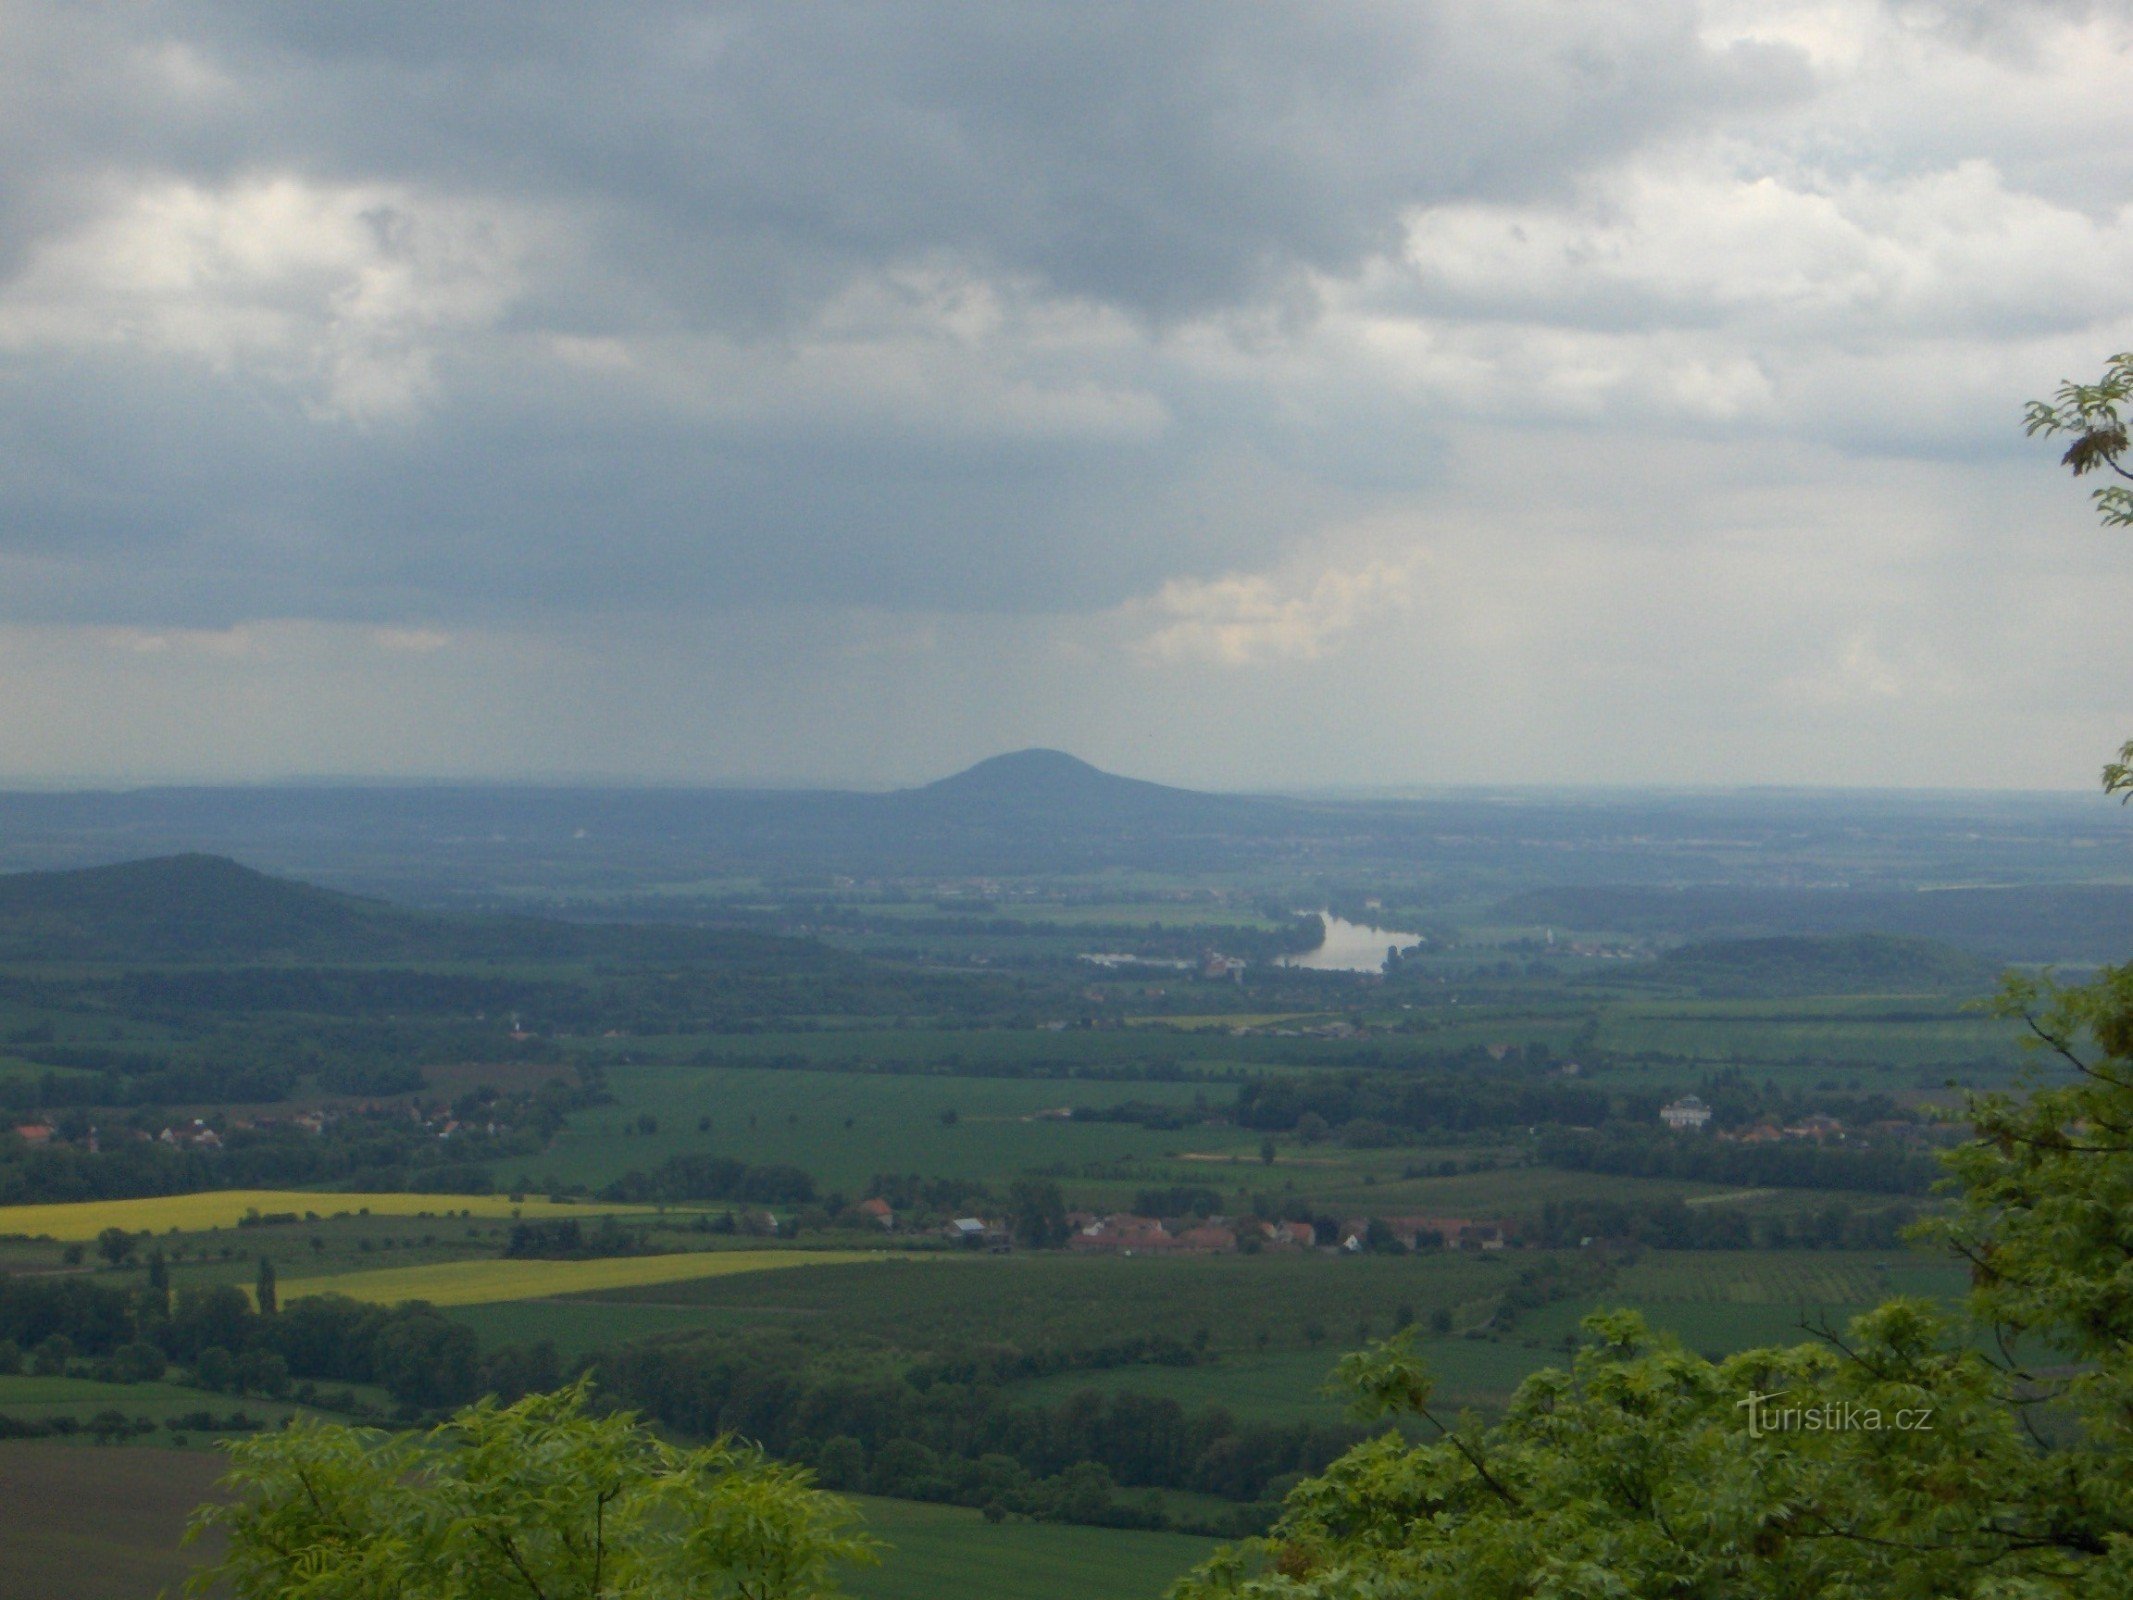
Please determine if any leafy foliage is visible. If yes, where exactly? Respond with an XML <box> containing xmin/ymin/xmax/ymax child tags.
<box><xmin>185</xmin><ymin>1379</ymin><xmax>876</xmax><ymax>1600</ymax></box>
<box><xmin>2026</xmin><ymin>352</ymin><xmax>2133</xmax><ymax>529</ymax></box>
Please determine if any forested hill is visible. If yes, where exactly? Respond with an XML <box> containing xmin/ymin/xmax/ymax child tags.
<box><xmin>0</xmin><ymin>854</ymin><xmax>827</xmax><ymax>966</ymax></box>
<box><xmin>1638</xmin><ymin>933</ymin><xmax>2001</xmax><ymax>999</ymax></box>
<box><xmin>1502</xmin><ymin>883</ymin><xmax>2133</xmax><ymax>964</ymax></box>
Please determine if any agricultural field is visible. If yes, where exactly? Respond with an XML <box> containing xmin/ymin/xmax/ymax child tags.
<box><xmin>539</xmin><ymin>1058</ymin><xmax>1897</xmax><ymax>1224</ymax></box>
<box><xmin>846</xmin><ymin>1494</ymin><xmax>1220</xmax><ymax>1600</ymax></box>
<box><xmin>0</xmin><ymin>800</ymin><xmax>2105</xmax><ymax>1593</ymax></box>
<box><xmin>0</xmin><ymin>1373</ymin><xmax>322</xmax><ymax>1433</ymax></box>
<box><xmin>538</xmin><ymin>1065</ymin><xmax>1224</xmax><ymax>1194</ymax></box>
<box><xmin>586</xmin><ymin>1250</ymin><xmax>1522</xmax><ymax>1355</ymax></box>
<box><xmin>1591</xmin><ymin>998</ymin><xmax>2023</xmax><ymax>1080</ymax></box>
<box><xmin>0</xmin><ymin>1442</ymin><xmax>226</xmax><ymax>1600</ymax></box>
<box><xmin>449</xmin><ymin>1297</ymin><xmax>733</xmax><ymax>1356</ymax></box>
<box><xmin>279</xmin><ymin>1247</ymin><xmax>899</xmax><ymax>1308</ymax></box>
<box><xmin>0</xmin><ymin>1189</ymin><xmax>648</xmax><ymax>1243</ymax></box>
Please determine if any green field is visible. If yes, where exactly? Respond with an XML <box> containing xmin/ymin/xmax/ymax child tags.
<box><xmin>281</xmin><ymin>1247</ymin><xmax>899</xmax><ymax>1308</ymax></box>
<box><xmin>0</xmin><ymin>1373</ymin><xmax>327</xmax><ymax>1432</ymax></box>
<box><xmin>585</xmin><ymin>1250</ymin><xmax>1518</xmax><ymax>1356</ymax></box>
<box><xmin>449</xmin><ymin>1297</ymin><xmax>736</xmax><ymax>1355</ymax></box>
<box><xmin>1593</xmin><ymin>998</ymin><xmax>2022</xmax><ymax>1076</ymax></box>
<box><xmin>847</xmin><ymin>1495</ymin><xmax>1219</xmax><ymax>1600</ymax></box>
<box><xmin>541</xmin><ymin>1065</ymin><xmax>1221</xmax><ymax>1193</ymax></box>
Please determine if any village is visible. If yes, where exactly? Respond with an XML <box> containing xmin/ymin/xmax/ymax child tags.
<box><xmin>846</xmin><ymin>1196</ymin><xmax>1514</xmax><ymax>1257</ymax></box>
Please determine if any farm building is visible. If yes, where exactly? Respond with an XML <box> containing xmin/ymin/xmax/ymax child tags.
<box><xmin>1659</xmin><ymin>1095</ymin><xmax>1713</xmax><ymax>1131</ymax></box>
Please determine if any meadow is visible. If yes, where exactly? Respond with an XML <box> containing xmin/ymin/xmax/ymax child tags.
<box><xmin>279</xmin><ymin>1247</ymin><xmax>898</xmax><ymax>1308</ymax></box>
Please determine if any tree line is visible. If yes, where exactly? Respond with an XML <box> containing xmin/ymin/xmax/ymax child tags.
<box><xmin>1537</xmin><ymin>1123</ymin><xmax>1941</xmax><ymax>1195</ymax></box>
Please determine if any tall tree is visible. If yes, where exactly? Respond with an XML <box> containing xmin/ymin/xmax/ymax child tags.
<box><xmin>1007</xmin><ymin>1178</ymin><xmax>1070</xmax><ymax>1249</ymax></box>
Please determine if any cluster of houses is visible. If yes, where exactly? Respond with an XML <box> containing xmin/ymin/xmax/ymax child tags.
<box><xmin>1722</xmin><ymin>1113</ymin><xmax>1847</xmax><ymax>1143</ymax></box>
<box><xmin>1658</xmin><ymin>1096</ymin><xmax>1923</xmax><ymax>1145</ymax></box>
<box><xmin>10</xmin><ymin>1103</ymin><xmax>499</xmax><ymax>1154</ymax></box>
<box><xmin>1067</xmin><ymin>1213</ymin><xmax>1243</xmax><ymax>1253</ymax></box>
<box><xmin>12</xmin><ymin>1119</ymin><xmax>204</xmax><ymax>1153</ymax></box>
<box><xmin>855</xmin><ymin>1197</ymin><xmax>1514</xmax><ymax>1255</ymax></box>
<box><xmin>1065</xmin><ymin>1210</ymin><xmax>1509</xmax><ymax>1254</ymax></box>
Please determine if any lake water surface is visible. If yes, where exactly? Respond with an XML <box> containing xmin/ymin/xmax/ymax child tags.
<box><xmin>1278</xmin><ymin>911</ymin><xmax>1421</xmax><ymax>973</ymax></box>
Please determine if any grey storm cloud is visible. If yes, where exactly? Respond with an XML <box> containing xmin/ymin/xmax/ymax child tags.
<box><xmin>0</xmin><ymin>2</ymin><xmax>1814</xmax><ymax>626</ymax></box>
<box><xmin>9</xmin><ymin>3</ymin><xmax>1800</xmax><ymax>318</ymax></box>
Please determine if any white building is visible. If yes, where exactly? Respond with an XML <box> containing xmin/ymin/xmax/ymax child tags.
<box><xmin>1660</xmin><ymin>1095</ymin><xmax>1712</xmax><ymax>1131</ymax></box>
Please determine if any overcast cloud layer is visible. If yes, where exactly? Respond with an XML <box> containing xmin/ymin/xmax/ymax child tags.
<box><xmin>2</xmin><ymin>0</ymin><xmax>2130</xmax><ymax>788</ymax></box>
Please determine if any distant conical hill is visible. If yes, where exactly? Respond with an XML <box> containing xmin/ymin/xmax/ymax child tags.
<box><xmin>907</xmin><ymin>749</ymin><xmax>1235</xmax><ymax>816</ymax></box>
<box><xmin>877</xmin><ymin>750</ymin><xmax>1288</xmax><ymax>863</ymax></box>
<box><xmin>918</xmin><ymin>748</ymin><xmax>1135</xmax><ymax>799</ymax></box>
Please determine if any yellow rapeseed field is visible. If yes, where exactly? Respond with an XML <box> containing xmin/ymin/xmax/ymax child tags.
<box><xmin>277</xmin><ymin>1249</ymin><xmax>894</xmax><ymax>1307</ymax></box>
<box><xmin>0</xmin><ymin>1189</ymin><xmax>656</xmax><ymax>1242</ymax></box>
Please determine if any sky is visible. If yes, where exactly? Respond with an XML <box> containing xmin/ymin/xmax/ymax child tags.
<box><xmin>2</xmin><ymin>1</ymin><xmax>2131</xmax><ymax>791</ymax></box>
